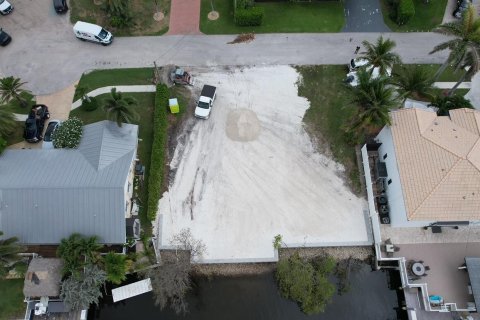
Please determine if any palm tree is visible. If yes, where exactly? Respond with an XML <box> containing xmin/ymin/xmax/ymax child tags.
<box><xmin>0</xmin><ymin>108</ymin><xmax>18</xmax><ymax>139</ymax></box>
<box><xmin>391</xmin><ymin>65</ymin><xmax>435</xmax><ymax>103</ymax></box>
<box><xmin>448</xmin><ymin>47</ymin><xmax>480</xmax><ymax>95</ymax></box>
<box><xmin>429</xmin><ymin>93</ymin><xmax>473</xmax><ymax>116</ymax></box>
<box><xmin>360</xmin><ymin>36</ymin><xmax>401</xmax><ymax>76</ymax></box>
<box><xmin>104</xmin><ymin>252</ymin><xmax>127</xmax><ymax>284</ymax></box>
<box><xmin>0</xmin><ymin>231</ymin><xmax>26</xmax><ymax>278</ymax></box>
<box><xmin>103</xmin><ymin>88</ymin><xmax>139</xmax><ymax>127</ymax></box>
<box><xmin>346</xmin><ymin>69</ymin><xmax>400</xmax><ymax>138</ymax></box>
<box><xmin>430</xmin><ymin>5</ymin><xmax>480</xmax><ymax>82</ymax></box>
<box><xmin>0</xmin><ymin>76</ymin><xmax>29</xmax><ymax>107</ymax></box>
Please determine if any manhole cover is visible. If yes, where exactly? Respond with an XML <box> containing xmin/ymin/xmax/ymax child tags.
<box><xmin>226</xmin><ymin>109</ymin><xmax>261</xmax><ymax>142</ymax></box>
<box><xmin>154</xmin><ymin>12</ymin><xmax>165</xmax><ymax>21</ymax></box>
<box><xmin>208</xmin><ymin>11</ymin><xmax>219</xmax><ymax>21</ymax></box>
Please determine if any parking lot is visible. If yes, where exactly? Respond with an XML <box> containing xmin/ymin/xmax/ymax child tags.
<box><xmin>156</xmin><ymin>66</ymin><xmax>371</xmax><ymax>262</ymax></box>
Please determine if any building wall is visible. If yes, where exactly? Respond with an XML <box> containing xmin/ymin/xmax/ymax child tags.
<box><xmin>376</xmin><ymin>126</ymin><xmax>432</xmax><ymax>227</ymax></box>
<box><xmin>124</xmin><ymin>148</ymin><xmax>138</xmax><ymax>219</ymax></box>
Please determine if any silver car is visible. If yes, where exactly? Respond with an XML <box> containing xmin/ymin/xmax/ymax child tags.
<box><xmin>42</xmin><ymin>120</ymin><xmax>62</xmax><ymax>149</ymax></box>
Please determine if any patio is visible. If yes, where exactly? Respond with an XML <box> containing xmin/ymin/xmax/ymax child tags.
<box><xmin>391</xmin><ymin>243</ymin><xmax>480</xmax><ymax>310</ymax></box>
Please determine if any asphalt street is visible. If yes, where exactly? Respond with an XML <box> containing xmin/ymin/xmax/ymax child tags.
<box><xmin>343</xmin><ymin>0</ymin><xmax>390</xmax><ymax>32</ymax></box>
<box><xmin>0</xmin><ymin>1</ymin><xmax>452</xmax><ymax>95</ymax></box>
<box><xmin>0</xmin><ymin>33</ymin><xmax>452</xmax><ymax>95</ymax></box>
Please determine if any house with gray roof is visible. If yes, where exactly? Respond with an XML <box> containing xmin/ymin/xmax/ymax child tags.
<box><xmin>0</xmin><ymin>120</ymin><xmax>140</xmax><ymax>247</ymax></box>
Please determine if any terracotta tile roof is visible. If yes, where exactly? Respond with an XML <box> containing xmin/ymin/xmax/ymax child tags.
<box><xmin>389</xmin><ymin>108</ymin><xmax>480</xmax><ymax>221</ymax></box>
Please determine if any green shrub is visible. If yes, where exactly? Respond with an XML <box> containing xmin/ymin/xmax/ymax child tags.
<box><xmin>235</xmin><ymin>7</ymin><xmax>264</xmax><ymax>26</ymax></box>
<box><xmin>104</xmin><ymin>252</ymin><xmax>127</xmax><ymax>285</ymax></box>
<box><xmin>396</xmin><ymin>0</ymin><xmax>415</xmax><ymax>25</ymax></box>
<box><xmin>81</xmin><ymin>97</ymin><xmax>99</xmax><ymax>112</ymax></box>
<box><xmin>146</xmin><ymin>84</ymin><xmax>169</xmax><ymax>221</ymax></box>
<box><xmin>0</xmin><ymin>136</ymin><xmax>6</xmax><ymax>155</ymax></box>
<box><xmin>276</xmin><ymin>252</ymin><xmax>336</xmax><ymax>315</ymax></box>
<box><xmin>52</xmin><ymin>117</ymin><xmax>83</xmax><ymax>149</ymax></box>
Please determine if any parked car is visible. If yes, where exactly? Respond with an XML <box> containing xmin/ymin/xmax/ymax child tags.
<box><xmin>344</xmin><ymin>65</ymin><xmax>392</xmax><ymax>87</ymax></box>
<box><xmin>73</xmin><ymin>21</ymin><xmax>113</xmax><ymax>46</ymax></box>
<box><xmin>24</xmin><ymin>118</ymin><xmax>40</xmax><ymax>143</ymax></box>
<box><xmin>195</xmin><ymin>85</ymin><xmax>217</xmax><ymax>119</ymax></box>
<box><xmin>0</xmin><ymin>0</ymin><xmax>13</xmax><ymax>15</ymax></box>
<box><xmin>53</xmin><ymin>0</ymin><xmax>68</xmax><ymax>13</ymax></box>
<box><xmin>32</xmin><ymin>104</ymin><xmax>50</xmax><ymax>136</ymax></box>
<box><xmin>42</xmin><ymin>120</ymin><xmax>61</xmax><ymax>149</ymax></box>
<box><xmin>453</xmin><ymin>0</ymin><xmax>471</xmax><ymax>18</ymax></box>
<box><xmin>0</xmin><ymin>28</ymin><xmax>12</xmax><ymax>47</ymax></box>
<box><xmin>348</xmin><ymin>58</ymin><xmax>369</xmax><ymax>72</ymax></box>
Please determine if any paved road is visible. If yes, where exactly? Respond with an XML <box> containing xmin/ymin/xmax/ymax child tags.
<box><xmin>0</xmin><ymin>32</ymin><xmax>452</xmax><ymax>95</ymax></box>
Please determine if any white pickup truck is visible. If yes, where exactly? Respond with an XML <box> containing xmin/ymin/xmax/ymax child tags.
<box><xmin>195</xmin><ymin>85</ymin><xmax>217</xmax><ymax>119</ymax></box>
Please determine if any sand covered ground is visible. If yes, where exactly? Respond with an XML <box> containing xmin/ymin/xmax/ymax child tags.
<box><xmin>155</xmin><ymin>66</ymin><xmax>371</xmax><ymax>263</ymax></box>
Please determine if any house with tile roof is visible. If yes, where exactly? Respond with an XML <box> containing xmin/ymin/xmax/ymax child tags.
<box><xmin>371</xmin><ymin>107</ymin><xmax>480</xmax><ymax>227</ymax></box>
<box><xmin>0</xmin><ymin>120</ymin><xmax>141</xmax><ymax>252</ymax></box>
<box><xmin>361</xmin><ymin>108</ymin><xmax>480</xmax><ymax>315</ymax></box>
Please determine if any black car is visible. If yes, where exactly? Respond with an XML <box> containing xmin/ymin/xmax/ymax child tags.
<box><xmin>24</xmin><ymin>118</ymin><xmax>40</xmax><ymax>143</ymax></box>
<box><xmin>453</xmin><ymin>0</ymin><xmax>471</xmax><ymax>18</ymax></box>
<box><xmin>53</xmin><ymin>0</ymin><xmax>68</xmax><ymax>13</ymax></box>
<box><xmin>0</xmin><ymin>28</ymin><xmax>11</xmax><ymax>47</ymax></box>
<box><xmin>27</xmin><ymin>104</ymin><xmax>50</xmax><ymax>140</ymax></box>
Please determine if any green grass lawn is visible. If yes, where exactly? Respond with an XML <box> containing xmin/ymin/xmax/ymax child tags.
<box><xmin>75</xmin><ymin>68</ymin><xmax>154</xmax><ymax>100</ymax></box>
<box><xmin>0</xmin><ymin>279</ymin><xmax>25</xmax><ymax>320</ymax></box>
<box><xmin>200</xmin><ymin>0</ymin><xmax>345</xmax><ymax>34</ymax></box>
<box><xmin>380</xmin><ymin>0</ymin><xmax>447</xmax><ymax>32</ymax></box>
<box><xmin>297</xmin><ymin>65</ymin><xmax>361</xmax><ymax>192</ymax></box>
<box><xmin>392</xmin><ymin>64</ymin><xmax>472</xmax><ymax>82</ymax></box>
<box><xmin>70</xmin><ymin>0</ymin><xmax>170</xmax><ymax>36</ymax></box>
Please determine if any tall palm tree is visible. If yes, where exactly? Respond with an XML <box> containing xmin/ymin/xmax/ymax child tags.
<box><xmin>0</xmin><ymin>76</ymin><xmax>29</xmax><ymax>107</ymax></box>
<box><xmin>103</xmin><ymin>88</ymin><xmax>139</xmax><ymax>127</ymax></box>
<box><xmin>0</xmin><ymin>108</ymin><xmax>18</xmax><ymax>139</ymax></box>
<box><xmin>347</xmin><ymin>69</ymin><xmax>400</xmax><ymax>137</ymax></box>
<box><xmin>360</xmin><ymin>36</ymin><xmax>401</xmax><ymax>76</ymax></box>
<box><xmin>391</xmin><ymin>65</ymin><xmax>435</xmax><ymax>103</ymax></box>
<box><xmin>448</xmin><ymin>47</ymin><xmax>480</xmax><ymax>95</ymax></box>
<box><xmin>0</xmin><ymin>231</ymin><xmax>26</xmax><ymax>278</ymax></box>
<box><xmin>430</xmin><ymin>5</ymin><xmax>480</xmax><ymax>81</ymax></box>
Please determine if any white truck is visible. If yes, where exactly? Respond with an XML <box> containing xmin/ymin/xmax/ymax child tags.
<box><xmin>195</xmin><ymin>85</ymin><xmax>217</xmax><ymax>119</ymax></box>
<box><xmin>73</xmin><ymin>21</ymin><xmax>113</xmax><ymax>46</ymax></box>
<box><xmin>0</xmin><ymin>0</ymin><xmax>13</xmax><ymax>15</ymax></box>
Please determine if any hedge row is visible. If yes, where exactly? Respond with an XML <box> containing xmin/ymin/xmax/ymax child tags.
<box><xmin>395</xmin><ymin>0</ymin><xmax>415</xmax><ymax>25</ymax></box>
<box><xmin>233</xmin><ymin>0</ymin><xmax>264</xmax><ymax>26</ymax></box>
<box><xmin>235</xmin><ymin>7</ymin><xmax>265</xmax><ymax>26</ymax></box>
<box><xmin>146</xmin><ymin>84</ymin><xmax>169</xmax><ymax>221</ymax></box>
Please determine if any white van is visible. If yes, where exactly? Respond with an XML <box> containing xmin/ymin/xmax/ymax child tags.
<box><xmin>73</xmin><ymin>21</ymin><xmax>113</xmax><ymax>46</ymax></box>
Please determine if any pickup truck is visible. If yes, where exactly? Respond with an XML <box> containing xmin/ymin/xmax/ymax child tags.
<box><xmin>195</xmin><ymin>85</ymin><xmax>217</xmax><ymax>119</ymax></box>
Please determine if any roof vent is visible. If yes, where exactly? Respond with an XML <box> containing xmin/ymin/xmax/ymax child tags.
<box><xmin>434</xmin><ymin>122</ymin><xmax>438</xmax><ymax>125</ymax></box>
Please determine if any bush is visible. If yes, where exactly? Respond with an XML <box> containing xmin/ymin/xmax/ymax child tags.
<box><xmin>52</xmin><ymin>117</ymin><xmax>83</xmax><ymax>149</ymax></box>
<box><xmin>104</xmin><ymin>252</ymin><xmax>127</xmax><ymax>285</ymax></box>
<box><xmin>81</xmin><ymin>96</ymin><xmax>99</xmax><ymax>112</ymax></box>
<box><xmin>234</xmin><ymin>7</ymin><xmax>264</xmax><ymax>26</ymax></box>
<box><xmin>396</xmin><ymin>0</ymin><xmax>415</xmax><ymax>25</ymax></box>
<box><xmin>146</xmin><ymin>84</ymin><xmax>169</xmax><ymax>221</ymax></box>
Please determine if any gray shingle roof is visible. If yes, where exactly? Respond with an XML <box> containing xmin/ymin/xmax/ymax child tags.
<box><xmin>0</xmin><ymin>121</ymin><xmax>138</xmax><ymax>244</ymax></box>
<box><xmin>23</xmin><ymin>258</ymin><xmax>63</xmax><ymax>298</ymax></box>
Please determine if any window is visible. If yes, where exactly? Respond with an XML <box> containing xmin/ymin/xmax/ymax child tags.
<box><xmin>388</xmin><ymin>179</ymin><xmax>392</xmax><ymax>185</ymax></box>
<box><xmin>383</xmin><ymin>153</ymin><xmax>388</xmax><ymax>160</ymax></box>
<box><xmin>128</xmin><ymin>182</ymin><xmax>132</xmax><ymax>193</ymax></box>
<box><xmin>125</xmin><ymin>201</ymin><xmax>129</xmax><ymax>212</ymax></box>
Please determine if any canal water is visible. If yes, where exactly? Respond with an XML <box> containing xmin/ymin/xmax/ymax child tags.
<box><xmin>92</xmin><ymin>264</ymin><xmax>406</xmax><ymax>320</ymax></box>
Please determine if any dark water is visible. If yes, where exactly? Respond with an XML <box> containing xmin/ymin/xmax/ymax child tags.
<box><xmin>92</xmin><ymin>264</ymin><xmax>405</xmax><ymax>320</ymax></box>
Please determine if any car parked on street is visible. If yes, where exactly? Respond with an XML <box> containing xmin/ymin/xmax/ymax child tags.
<box><xmin>0</xmin><ymin>28</ymin><xmax>12</xmax><ymax>46</ymax></box>
<box><xmin>42</xmin><ymin>120</ymin><xmax>61</xmax><ymax>149</ymax></box>
<box><xmin>53</xmin><ymin>0</ymin><xmax>68</xmax><ymax>13</ymax></box>
<box><xmin>0</xmin><ymin>0</ymin><xmax>13</xmax><ymax>15</ymax></box>
<box><xmin>453</xmin><ymin>0</ymin><xmax>472</xmax><ymax>18</ymax></box>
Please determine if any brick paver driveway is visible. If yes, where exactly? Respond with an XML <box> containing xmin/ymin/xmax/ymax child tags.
<box><xmin>167</xmin><ymin>0</ymin><xmax>202</xmax><ymax>35</ymax></box>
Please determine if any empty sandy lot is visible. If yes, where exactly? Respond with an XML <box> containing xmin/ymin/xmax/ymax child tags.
<box><xmin>156</xmin><ymin>66</ymin><xmax>371</xmax><ymax>262</ymax></box>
